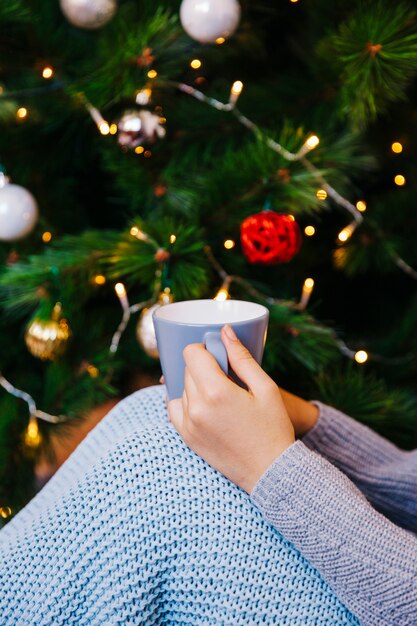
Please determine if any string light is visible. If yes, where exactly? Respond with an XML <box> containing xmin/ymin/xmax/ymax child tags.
<box><xmin>224</xmin><ymin>239</ymin><xmax>235</xmax><ymax>250</ymax></box>
<box><xmin>147</xmin><ymin>69</ymin><xmax>158</xmax><ymax>79</ymax></box>
<box><xmin>338</xmin><ymin>222</ymin><xmax>357</xmax><ymax>243</ymax></box>
<box><xmin>16</xmin><ymin>107</ymin><xmax>28</xmax><ymax>119</ymax></box>
<box><xmin>316</xmin><ymin>189</ymin><xmax>327</xmax><ymax>201</ymax></box>
<box><xmin>24</xmin><ymin>416</ymin><xmax>42</xmax><ymax>448</ymax></box>
<box><xmin>190</xmin><ymin>59</ymin><xmax>202</xmax><ymax>69</ymax></box>
<box><xmin>109</xmin><ymin>123</ymin><xmax>117</xmax><ymax>135</ymax></box>
<box><xmin>355</xmin><ymin>350</ymin><xmax>369</xmax><ymax>364</ymax></box>
<box><xmin>42</xmin><ymin>66</ymin><xmax>54</xmax><ymax>79</ymax></box>
<box><xmin>99</xmin><ymin>121</ymin><xmax>110</xmax><ymax>135</ymax></box>
<box><xmin>0</xmin><ymin>506</ymin><xmax>12</xmax><ymax>519</ymax></box>
<box><xmin>229</xmin><ymin>81</ymin><xmax>244</xmax><ymax>107</ymax></box>
<box><xmin>93</xmin><ymin>274</ymin><xmax>106</xmax><ymax>285</ymax></box>
<box><xmin>87</xmin><ymin>364</ymin><xmax>99</xmax><ymax>378</ymax></box>
<box><xmin>170</xmin><ymin>234</ymin><xmax>177</xmax><ymax>244</ymax></box>
<box><xmin>135</xmin><ymin>146</ymin><xmax>144</xmax><ymax>154</ymax></box>
<box><xmin>215</xmin><ymin>37</ymin><xmax>225</xmax><ymax>44</ymax></box>
<box><xmin>356</xmin><ymin>200</ymin><xmax>367</xmax><ymax>212</ymax></box>
<box><xmin>304</xmin><ymin>225</ymin><xmax>316</xmax><ymax>236</ymax></box>
<box><xmin>84</xmin><ymin>100</ymin><xmax>110</xmax><ymax>135</ymax></box>
<box><xmin>304</xmin><ymin>135</ymin><xmax>319</xmax><ymax>151</ymax></box>
<box><xmin>42</xmin><ymin>231</ymin><xmax>52</xmax><ymax>243</ymax></box>
<box><xmin>391</xmin><ymin>142</ymin><xmax>403</xmax><ymax>154</ymax></box>
<box><xmin>130</xmin><ymin>226</ymin><xmax>150</xmax><ymax>242</ymax></box>
<box><xmin>394</xmin><ymin>174</ymin><xmax>406</xmax><ymax>186</ymax></box>
<box><xmin>298</xmin><ymin>278</ymin><xmax>315</xmax><ymax>310</ymax></box>
<box><xmin>214</xmin><ymin>277</ymin><xmax>232</xmax><ymax>301</ymax></box>
<box><xmin>136</xmin><ymin>88</ymin><xmax>152</xmax><ymax>106</ymax></box>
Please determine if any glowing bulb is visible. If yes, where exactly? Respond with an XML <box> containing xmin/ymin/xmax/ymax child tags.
<box><xmin>109</xmin><ymin>123</ymin><xmax>118</xmax><ymax>135</ymax></box>
<box><xmin>87</xmin><ymin>364</ymin><xmax>99</xmax><ymax>378</ymax></box>
<box><xmin>99</xmin><ymin>122</ymin><xmax>110</xmax><ymax>135</ymax></box>
<box><xmin>231</xmin><ymin>81</ymin><xmax>243</xmax><ymax>96</ymax></box>
<box><xmin>304</xmin><ymin>226</ymin><xmax>316</xmax><ymax>236</ymax></box>
<box><xmin>355</xmin><ymin>350</ymin><xmax>368</xmax><ymax>364</ymax></box>
<box><xmin>0</xmin><ymin>506</ymin><xmax>12</xmax><ymax>519</ymax></box>
<box><xmin>338</xmin><ymin>223</ymin><xmax>357</xmax><ymax>243</ymax></box>
<box><xmin>391</xmin><ymin>142</ymin><xmax>403</xmax><ymax>154</ymax></box>
<box><xmin>115</xmin><ymin>283</ymin><xmax>126</xmax><ymax>298</ymax></box>
<box><xmin>290</xmin><ymin>0</ymin><xmax>299</xmax><ymax>3</ymax></box>
<box><xmin>287</xmin><ymin>214</ymin><xmax>295</xmax><ymax>221</ymax></box>
<box><xmin>316</xmin><ymin>189</ymin><xmax>327</xmax><ymax>201</ymax></box>
<box><xmin>170</xmin><ymin>234</ymin><xmax>177</xmax><ymax>244</ymax></box>
<box><xmin>16</xmin><ymin>107</ymin><xmax>28</xmax><ymax>119</ymax></box>
<box><xmin>42</xmin><ymin>66</ymin><xmax>54</xmax><ymax>79</ymax></box>
<box><xmin>25</xmin><ymin>417</ymin><xmax>41</xmax><ymax>448</ymax></box>
<box><xmin>214</xmin><ymin>288</ymin><xmax>230</xmax><ymax>302</ymax></box>
<box><xmin>147</xmin><ymin>69</ymin><xmax>158</xmax><ymax>79</ymax></box>
<box><xmin>190</xmin><ymin>59</ymin><xmax>202</xmax><ymax>69</ymax></box>
<box><xmin>299</xmin><ymin>277</ymin><xmax>315</xmax><ymax>309</ymax></box>
<box><xmin>42</xmin><ymin>231</ymin><xmax>52</xmax><ymax>243</ymax></box>
<box><xmin>216</xmin><ymin>37</ymin><xmax>226</xmax><ymax>44</ymax></box>
<box><xmin>304</xmin><ymin>135</ymin><xmax>319</xmax><ymax>150</ymax></box>
<box><xmin>224</xmin><ymin>239</ymin><xmax>235</xmax><ymax>250</ymax></box>
<box><xmin>135</xmin><ymin>146</ymin><xmax>145</xmax><ymax>154</ymax></box>
<box><xmin>304</xmin><ymin>278</ymin><xmax>315</xmax><ymax>290</ymax></box>
<box><xmin>94</xmin><ymin>274</ymin><xmax>106</xmax><ymax>285</ymax></box>
<box><xmin>136</xmin><ymin>88</ymin><xmax>152</xmax><ymax>106</ymax></box>
<box><xmin>130</xmin><ymin>226</ymin><xmax>139</xmax><ymax>236</ymax></box>
<box><xmin>394</xmin><ymin>174</ymin><xmax>406</xmax><ymax>186</ymax></box>
<box><xmin>356</xmin><ymin>200</ymin><xmax>367</xmax><ymax>212</ymax></box>
<box><xmin>130</xmin><ymin>226</ymin><xmax>148</xmax><ymax>241</ymax></box>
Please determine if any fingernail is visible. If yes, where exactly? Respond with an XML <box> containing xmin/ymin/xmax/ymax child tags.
<box><xmin>224</xmin><ymin>324</ymin><xmax>237</xmax><ymax>341</ymax></box>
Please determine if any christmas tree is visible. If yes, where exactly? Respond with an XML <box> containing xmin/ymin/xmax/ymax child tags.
<box><xmin>1</xmin><ymin>0</ymin><xmax>417</xmax><ymax>523</ymax></box>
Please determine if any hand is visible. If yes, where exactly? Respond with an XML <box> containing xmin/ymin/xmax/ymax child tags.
<box><xmin>168</xmin><ymin>324</ymin><xmax>295</xmax><ymax>494</ymax></box>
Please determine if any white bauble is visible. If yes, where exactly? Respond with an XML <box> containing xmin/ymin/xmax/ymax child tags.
<box><xmin>136</xmin><ymin>290</ymin><xmax>174</xmax><ymax>359</ymax></box>
<box><xmin>180</xmin><ymin>0</ymin><xmax>241</xmax><ymax>44</ymax></box>
<box><xmin>60</xmin><ymin>0</ymin><xmax>117</xmax><ymax>30</ymax></box>
<box><xmin>0</xmin><ymin>183</ymin><xmax>38</xmax><ymax>241</ymax></box>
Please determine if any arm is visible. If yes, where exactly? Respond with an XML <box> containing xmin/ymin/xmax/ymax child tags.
<box><xmin>280</xmin><ymin>389</ymin><xmax>417</xmax><ymax>531</ymax></box>
<box><xmin>251</xmin><ymin>440</ymin><xmax>417</xmax><ymax>626</ymax></box>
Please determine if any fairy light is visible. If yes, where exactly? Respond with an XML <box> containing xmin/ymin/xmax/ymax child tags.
<box><xmin>16</xmin><ymin>107</ymin><xmax>28</xmax><ymax>119</ymax></box>
<box><xmin>130</xmin><ymin>226</ymin><xmax>149</xmax><ymax>241</ymax></box>
<box><xmin>355</xmin><ymin>350</ymin><xmax>369</xmax><ymax>364</ymax></box>
<box><xmin>190</xmin><ymin>59</ymin><xmax>202</xmax><ymax>69</ymax></box>
<box><xmin>304</xmin><ymin>135</ymin><xmax>319</xmax><ymax>151</ymax></box>
<box><xmin>391</xmin><ymin>142</ymin><xmax>403</xmax><ymax>154</ymax></box>
<box><xmin>338</xmin><ymin>222</ymin><xmax>357</xmax><ymax>243</ymax></box>
<box><xmin>109</xmin><ymin>123</ymin><xmax>117</xmax><ymax>135</ymax></box>
<box><xmin>136</xmin><ymin>88</ymin><xmax>152</xmax><ymax>106</ymax></box>
<box><xmin>94</xmin><ymin>274</ymin><xmax>106</xmax><ymax>285</ymax></box>
<box><xmin>135</xmin><ymin>146</ymin><xmax>145</xmax><ymax>154</ymax></box>
<box><xmin>87</xmin><ymin>364</ymin><xmax>99</xmax><ymax>378</ymax></box>
<box><xmin>42</xmin><ymin>66</ymin><xmax>54</xmax><ymax>79</ymax></box>
<box><xmin>147</xmin><ymin>69</ymin><xmax>158</xmax><ymax>79</ymax></box>
<box><xmin>170</xmin><ymin>234</ymin><xmax>177</xmax><ymax>244</ymax></box>
<box><xmin>99</xmin><ymin>121</ymin><xmax>110</xmax><ymax>135</ymax></box>
<box><xmin>299</xmin><ymin>278</ymin><xmax>315</xmax><ymax>310</ymax></box>
<box><xmin>0</xmin><ymin>506</ymin><xmax>12</xmax><ymax>519</ymax></box>
<box><xmin>24</xmin><ymin>416</ymin><xmax>42</xmax><ymax>448</ymax></box>
<box><xmin>229</xmin><ymin>81</ymin><xmax>244</xmax><ymax>107</ymax></box>
<box><xmin>42</xmin><ymin>231</ymin><xmax>52</xmax><ymax>243</ymax></box>
<box><xmin>316</xmin><ymin>189</ymin><xmax>327</xmax><ymax>201</ymax></box>
<box><xmin>356</xmin><ymin>200</ymin><xmax>367</xmax><ymax>212</ymax></box>
<box><xmin>394</xmin><ymin>174</ymin><xmax>406</xmax><ymax>186</ymax></box>
<box><xmin>304</xmin><ymin>226</ymin><xmax>316</xmax><ymax>236</ymax></box>
<box><xmin>224</xmin><ymin>239</ymin><xmax>235</xmax><ymax>250</ymax></box>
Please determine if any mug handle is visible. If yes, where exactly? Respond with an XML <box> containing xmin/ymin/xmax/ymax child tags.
<box><xmin>204</xmin><ymin>331</ymin><xmax>229</xmax><ymax>375</ymax></box>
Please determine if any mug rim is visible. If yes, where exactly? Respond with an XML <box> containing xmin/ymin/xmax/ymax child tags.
<box><xmin>153</xmin><ymin>299</ymin><xmax>269</xmax><ymax>327</ymax></box>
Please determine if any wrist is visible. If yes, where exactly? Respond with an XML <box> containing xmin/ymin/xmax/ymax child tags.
<box><xmin>280</xmin><ymin>390</ymin><xmax>319</xmax><ymax>437</ymax></box>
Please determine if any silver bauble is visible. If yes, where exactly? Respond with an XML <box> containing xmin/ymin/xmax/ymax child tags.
<box><xmin>137</xmin><ymin>290</ymin><xmax>174</xmax><ymax>359</ymax></box>
<box><xmin>180</xmin><ymin>0</ymin><xmax>241</xmax><ymax>44</ymax></box>
<box><xmin>0</xmin><ymin>182</ymin><xmax>38</xmax><ymax>241</ymax></box>
<box><xmin>60</xmin><ymin>0</ymin><xmax>117</xmax><ymax>30</ymax></box>
<box><xmin>117</xmin><ymin>110</ymin><xmax>166</xmax><ymax>150</ymax></box>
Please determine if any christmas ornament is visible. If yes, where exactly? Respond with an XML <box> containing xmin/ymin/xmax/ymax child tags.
<box><xmin>136</xmin><ymin>289</ymin><xmax>174</xmax><ymax>359</ymax></box>
<box><xmin>117</xmin><ymin>110</ymin><xmax>166</xmax><ymax>150</ymax></box>
<box><xmin>240</xmin><ymin>211</ymin><xmax>302</xmax><ymax>265</ymax></box>
<box><xmin>60</xmin><ymin>0</ymin><xmax>116</xmax><ymax>30</ymax></box>
<box><xmin>25</xmin><ymin>303</ymin><xmax>71</xmax><ymax>361</ymax></box>
<box><xmin>180</xmin><ymin>0</ymin><xmax>241</xmax><ymax>44</ymax></box>
<box><xmin>0</xmin><ymin>181</ymin><xmax>38</xmax><ymax>241</ymax></box>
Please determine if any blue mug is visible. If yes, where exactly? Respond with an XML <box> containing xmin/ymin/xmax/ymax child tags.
<box><xmin>153</xmin><ymin>299</ymin><xmax>269</xmax><ymax>400</ymax></box>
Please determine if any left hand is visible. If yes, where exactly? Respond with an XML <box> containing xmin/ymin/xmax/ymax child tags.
<box><xmin>168</xmin><ymin>324</ymin><xmax>295</xmax><ymax>493</ymax></box>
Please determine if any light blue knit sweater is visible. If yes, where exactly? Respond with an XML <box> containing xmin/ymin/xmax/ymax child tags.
<box><xmin>1</xmin><ymin>386</ymin><xmax>358</xmax><ymax>625</ymax></box>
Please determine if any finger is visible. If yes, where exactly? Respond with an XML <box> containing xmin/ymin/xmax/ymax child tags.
<box><xmin>184</xmin><ymin>366</ymin><xmax>199</xmax><ymax>402</ymax></box>
<box><xmin>159</xmin><ymin>375</ymin><xmax>165</xmax><ymax>385</ymax></box>
<box><xmin>221</xmin><ymin>324</ymin><xmax>271</xmax><ymax>394</ymax></box>
<box><xmin>168</xmin><ymin>398</ymin><xmax>185</xmax><ymax>434</ymax></box>
<box><xmin>183</xmin><ymin>343</ymin><xmax>229</xmax><ymax>390</ymax></box>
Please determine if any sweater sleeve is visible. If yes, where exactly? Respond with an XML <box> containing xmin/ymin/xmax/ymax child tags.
<box><xmin>303</xmin><ymin>403</ymin><xmax>417</xmax><ymax>531</ymax></box>
<box><xmin>251</xmin><ymin>441</ymin><xmax>417</xmax><ymax>626</ymax></box>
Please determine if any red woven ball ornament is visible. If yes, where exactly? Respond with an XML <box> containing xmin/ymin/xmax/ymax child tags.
<box><xmin>240</xmin><ymin>211</ymin><xmax>302</xmax><ymax>265</ymax></box>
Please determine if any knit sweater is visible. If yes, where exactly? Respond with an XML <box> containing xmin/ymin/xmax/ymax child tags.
<box><xmin>252</xmin><ymin>403</ymin><xmax>417</xmax><ymax>626</ymax></box>
<box><xmin>0</xmin><ymin>386</ymin><xmax>357</xmax><ymax>625</ymax></box>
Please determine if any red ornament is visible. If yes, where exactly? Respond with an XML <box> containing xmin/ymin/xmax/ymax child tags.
<box><xmin>240</xmin><ymin>211</ymin><xmax>301</xmax><ymax>265</ymax></box>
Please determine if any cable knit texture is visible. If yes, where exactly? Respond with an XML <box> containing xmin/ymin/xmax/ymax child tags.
<box><xmin>304</xmin><ymin>402</ymin><xmax>417</xmax><ymax>531</ymax></box>
<box><xmin>252</xmin><ymin>409</ymin><xmax>417</xmax><ymax>626</ymax></box>
<box><xmin>0</xmin><ymin>386</ymin><xmax>357</xmax><ymax>626</ymax></box>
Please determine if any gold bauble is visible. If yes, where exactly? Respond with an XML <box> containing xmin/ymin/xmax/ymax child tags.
<box><xmin>136</xmin><ymin>289</ymin><xmax>173</xmax><ymax>359</ymax></box>
<box><xmin>25</xmin><ymin>303</ymin><xmax>71</xmax><ymax>361</ymax></box>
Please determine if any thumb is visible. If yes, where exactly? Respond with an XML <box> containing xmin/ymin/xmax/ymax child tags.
<box><xmin>167</xmin><ymin>398</ymin><xmax>185</xmax><ymax>433</ymax></box>
<box><xmin>221</xmin><ymin>324</ymin><xmax>270</xmax><ymax>393</ymax></box>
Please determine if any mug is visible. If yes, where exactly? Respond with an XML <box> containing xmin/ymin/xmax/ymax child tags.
<box><xmin>153</xmin><ymin>299</ymin><xmax>269</xmax><ymax>400</ymax></box>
